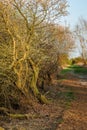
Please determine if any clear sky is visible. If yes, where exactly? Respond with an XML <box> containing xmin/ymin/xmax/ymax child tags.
<box><xmin>61</xmin><ymin>0</ymin><xmax>87</xmax><ymax>29</ymax></box>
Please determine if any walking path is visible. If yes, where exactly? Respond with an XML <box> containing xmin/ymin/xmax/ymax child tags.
<box><xmin>56</xmin><ymin>74</ymin><xmax>87</xmax><ymax>130</ymax></box>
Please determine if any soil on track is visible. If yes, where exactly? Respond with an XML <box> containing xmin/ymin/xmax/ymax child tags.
<box><xmin>56</xmin><ymin>76</ymin><xmax>87</xmax><ymax>130</ymax></box>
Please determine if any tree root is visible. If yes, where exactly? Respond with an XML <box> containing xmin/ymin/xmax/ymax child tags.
<box><xmin>0</xmin><ymin>107</ymin><xmax>41</xmax><ymax>119</ymax></box>
<box><xmin>38</xmin><ymin>94</ymin><xmax>50</xmax><ymax>104</ymax></box>
<box><xmin>8</xmin><ymin>113</ymin><xmax>41</xmax><ymax>119</ymax></box>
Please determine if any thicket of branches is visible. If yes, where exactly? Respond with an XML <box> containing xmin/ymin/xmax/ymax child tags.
<box><xmin>0</xmin><ymin>0</ymin><xmax>74</xmax><ymax>112</ymax></box>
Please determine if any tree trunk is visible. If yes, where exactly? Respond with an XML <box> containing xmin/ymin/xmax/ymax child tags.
<box><xmin>30</xmin><ymin>66</ymin><xmax>49</xmax><ymax>104</ymax></box>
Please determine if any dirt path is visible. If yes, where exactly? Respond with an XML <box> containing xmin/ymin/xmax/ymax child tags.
<box><xmin>56</xmin><ymin>75</ymin><xmax>87</xmax><ymax>130</ymax></box>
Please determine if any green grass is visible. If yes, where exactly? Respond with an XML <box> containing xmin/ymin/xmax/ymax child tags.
<box><xmin>57</xmin><ymin>90</ymin><xmax>75</xmax><ymax>108</ymax></box>
<box><xmin>58</xmin><ymin>91</ymin><xmax>75</xmax><ymax>101</ymax></box>
<box><xmin>61</xmin><ymin>65</ymin><xmax>87</xmax><ymax>75</ymax></box>
<box><xmin>61</xmin><ymin>68</ymin><xmax>73</xmax><ymax>74</ymax></box>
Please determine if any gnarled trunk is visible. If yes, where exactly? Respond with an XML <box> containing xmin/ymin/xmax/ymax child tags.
<box><xmin>30</xmin><ymin>65</ymin><xmax>49</xmax><ymax>104</ymax></box>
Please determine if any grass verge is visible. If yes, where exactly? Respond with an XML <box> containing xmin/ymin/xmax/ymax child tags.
<box><xmin>61</xmin><ymin>65</ymin><xmax>87</xmax><ymax>75</ymax></box>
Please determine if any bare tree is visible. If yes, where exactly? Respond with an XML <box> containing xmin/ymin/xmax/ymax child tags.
<box><xmin>0</xmin><ymin>0</ymin><xmax>69</xmax><ymax>106</ymax></box>
<box><xmin>53</xmin><ymin>25</ymin><xmax>75</xmax><ymax>69</ymax></box>
<box><xmin>75</xmin><ymin>18</ymin><xmax>87</xmax><ymax>65</ymax></box>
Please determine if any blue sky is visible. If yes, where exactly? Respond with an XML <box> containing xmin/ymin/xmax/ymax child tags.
<box><xmin>61</xmin><ymin>0</ymin><xmax>87</xmax><ymax>29</ymax></box>
<box><xmin>60</xmin><ymin>0</ymin><xmax>87</xmax><ymax>58</ymax></box>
